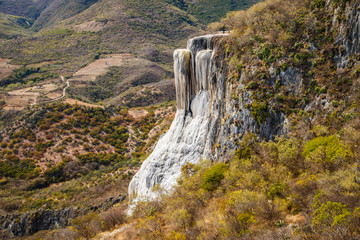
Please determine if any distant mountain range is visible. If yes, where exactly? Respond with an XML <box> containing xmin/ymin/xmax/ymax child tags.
<box><xmin>0</xmin><ymin>0</ymin><xmax>259</xmax><ymax>29</ymax></box>
<box><xmin>0</xmin><ymin>0</ymin><xmax>260</xmax><ymax>107</ymax></box>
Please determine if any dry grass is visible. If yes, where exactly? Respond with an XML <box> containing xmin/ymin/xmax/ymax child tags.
<box><xmin>1</xmin><ymin>83</ymin><xmax>62</xmax><ymax>110</ymax></box>
<box><xmin>0</xmin><ymin>58</ymin><xmax>19</xmax><ymax>80</ymax></box>
<box><xmin>70</xmin><ymin>54</ymin><xmax>132</xmax><ymax>82</ymax></box>
<box><xmin>64</xmin><ymin>98</ymin><xmax>104</xmax><ymax>109</ymax></box>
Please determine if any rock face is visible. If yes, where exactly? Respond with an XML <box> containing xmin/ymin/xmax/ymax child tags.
<box><xmin>336</xmin><ymin>0</ymin><xmax>360</xmax><ymax>67</ymax></box>
<box><xmin>128</xmin><ymin>34</ymin><xmax>288</xmax><ymax>201</ymax></box>
<box><xmin>0</xmin><ymin>208</ymin><xmax>83</xmax><ymax>237</ymax></box>
<box><xmin>0</xmin><ymin>194</ymin><xmax>126</xmax><ymax>237</ymax></box>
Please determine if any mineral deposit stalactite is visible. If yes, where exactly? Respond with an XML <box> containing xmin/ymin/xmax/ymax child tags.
<box><xmin>173</xmin><ymin>49</ymin><xmax>191</xmax><ymax>111</ymax></box>
<box><xmin>128</xmin><ymin>35</ymin><xmax>220</xmax><ymax>201</ymax></box>
<box><xmin>195</xmin><ymin>50</ymin><xmax>212</xmax><ymax>92</ymax></box>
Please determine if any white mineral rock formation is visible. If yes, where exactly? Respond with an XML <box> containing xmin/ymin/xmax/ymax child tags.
<box><xmin>128</xmin><ymin>33</ymin><xmax>287</xmax><ymax>203</ymax></box>
<box><xmin>128</xmin><ymin>35</ymin><xmax>226</xmax><ymax>201</ymax></box>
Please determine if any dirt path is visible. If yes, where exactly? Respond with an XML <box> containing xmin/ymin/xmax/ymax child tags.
<box><xmin>36</xmin><ymin>75</ymin><xmax>69</xmax><ymax>105</ymax></box>
<box><xmin>29</xmin><ymin>95</ymin><xmax>37</xmax><ymax>107</ymax></box>
<box><xmin>61</xmin><ymin>76</ymin><xmax>69</xmax><ymax>98</ymax></box>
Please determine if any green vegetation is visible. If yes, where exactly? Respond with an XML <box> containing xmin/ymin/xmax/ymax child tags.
<box><xmin>0</xmin><ymin>157</ymin><xmax>38</xmax><ymax>178</ymax></box>
<box><xmin>67</xmin><ymin>59</ymin><xmax>173</xmax><ymax>106</ymax></box>
<box><xmin>186</xmin><ymin>0</ymin><xmax>260</xmax><ymax>23</ymax></box>
<box><xmin>129</xmin><ymin>122</ymin><xmax>360</xmax><ymax>239</ymax></box>
<box><xmin>207</xmin><ymin>0</ymin><xmax>359</xmax><ymax>123</ymax></box>
<box><xmin>303</xmin><ymin>135</ymin><xmax>352</xmax><ymax>171</ymax></box>
<box><xmin>312</xmin><ymin>201</ymin><xmax>351</xmax><ymax>233</ymax></box>
<box><xmin>113</xmin><ymin>0</ymin><xmax>360</xmax><ymax>239</ymax></box>
<box><xmin>0</xmin><ymin>13</ymin><xmax>31</xmax><ymax>39</ymax></box>
<box><xmin>0</xmin><ymin>66</ymin><xmax>59</xmax><ymax>88</ymax></box>
<box><xmin>0</xmin><ymin>101</ymin><xmax>175</xmax><ymax>213</ymax></box>
<box><xmin>202</xmin><ymin>162</ymin><xmax>227</xmax><ymax>191</ymax></box>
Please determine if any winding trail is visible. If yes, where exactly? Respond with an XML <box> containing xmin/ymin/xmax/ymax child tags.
<box><xmin>34</xmin><ymin>75</ymin><xmax>69</xmax><ymax>105</ymax></box>
<box><xmin>29</xmin><ymin>95</ymin><xmax>37</xmax><ymax>107</ymax></box>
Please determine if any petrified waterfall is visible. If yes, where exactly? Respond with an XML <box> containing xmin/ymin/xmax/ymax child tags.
<box><xmin>128</xmin><ymin>33</ymin><xmax>288</xmax><ymax>202</ymax></box>
<box><xmin>128</xmin><ymin>35</ymin><xmax>226</xmax><ymax>201</ymax></box>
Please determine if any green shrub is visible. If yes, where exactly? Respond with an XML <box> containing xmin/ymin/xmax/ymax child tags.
<box><xmin>312</xmin><ymin>0</ymin><xmax>326</xmax><ymax>9</ymax></box>
<box><xmin>26</xmin><ymin>178</ymin><xmax>49</xmax><ymax>190</ymax></box>
<box><xmin>312</xmin><ymin>201</ymin><xmax>351</xmax><ymax>235</ymax></box>
<box><xmin>44</xmin><ymin>162</ymin><xmax>66</xmax><ymax>183</ymax></box>
<box><xmin>202</xmin><ymin>163</ymin><xmax>228</xmax><ymax>191</ymax></box>
<box><xmin>249</xmin><ymin>100</ymin><xmax>269</xmax><ymax>124</ymax></box>
<box><xmin>303</xmin><ymin>135</ymin><xmax>352</xmax><ymax>170</ymax></box>
<box><xmin>0</xmin><ymin>67</ymin><xmax>40</xmax><ymax>87</ymax></box>
<box><xmin>0</xmin><ymin>157</ymin><xmax>37</xmax><ymax>178</ymax></box>
<box><xmin>245</xmin><ymin>81</ymin><xmax>259</xmax><ymax>90</ymax></box>
<box><xmin>266</xmin><ymin>183</ymin><xmax>287</xmax><ymax>200</ymax></box>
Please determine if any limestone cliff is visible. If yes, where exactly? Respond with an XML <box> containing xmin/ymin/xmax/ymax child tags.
<box><xmin>128</xmin><ymin>34</ymin><xmax>288</xmax><ymax>201</ymax></box>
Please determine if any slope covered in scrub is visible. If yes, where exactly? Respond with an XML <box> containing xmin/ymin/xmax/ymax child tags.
<box><xmin>95</xmin><ymin>0</ymin><xmax>360</xmax><ymax>239</ymax></box>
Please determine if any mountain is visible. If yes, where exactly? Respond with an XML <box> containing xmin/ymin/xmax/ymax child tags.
<box><xmin>0</xmin><ymin>13</ymin><xmax>32</xmax><ymax>39</ymax></box>
<box><xmin>0</xmin><ymin>0</ymin><xmax>276</xmax><ymax>238</ymax></box>
<box><xmin>185</xmin><ymin>0</ymin><xmax>260</xmax><ymax>23</ymax></box>
<box><xmin>0</xmin><ymin>0</ymin><xmax>262</xmax><ymax>28</ymax></box>
<box><xmin>0</xmin><ymin>0</ymin><xmax>52</xmax><ymax>20</ymax></box>
<box><xmin>0</xmin><ymin>0</ymin><xmax>261</xmax><ymax>110</ymax></box>
<box><xmin>0</xmin><ymin>0</ymin><xmax>203</xmax><ymax>111</ymax></box>
<box><xmin>32</xmin><ymin>0</ymin><xmax>100</xmax><ymax>30</ymax></box>
<box><xmin>119</xmin><ymin>0</ymin><xmax>360</xmax><ymax>239</ymax></box>
<box><xmin>0</xmin><ymin>0</ymin><xmax>98</xmax><ymax>29</ymax></box>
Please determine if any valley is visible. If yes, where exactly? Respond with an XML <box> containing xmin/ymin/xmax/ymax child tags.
<box><xmin>2</xmin><ymin>0</ymin><xmax>360</xmax><ymax>239</ymax></box>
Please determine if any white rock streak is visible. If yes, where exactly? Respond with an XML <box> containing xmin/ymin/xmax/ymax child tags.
<box><xmin>128</xmin><ymin>35</ymin><xmax>224</xmax><ymax>202</ymax></box>
<box><xmin>174</xmin><ymin>49</ymin><xmax>191</xmax><ymax>111</ymax></box>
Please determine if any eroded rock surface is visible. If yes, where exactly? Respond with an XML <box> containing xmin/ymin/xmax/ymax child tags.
<box><xmin>128</xmin><ymin>34</ymin><xmax>288</xmax><ymax>201</ymax></box>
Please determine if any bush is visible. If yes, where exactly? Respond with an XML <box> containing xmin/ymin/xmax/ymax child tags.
<box><xmin>101</xmin><ymin>207</ymin><xmax>127</xmax><ymax>231</ymax></box>
<box><xmin>71</xmin><ymin>212</ymin><xmax>101</xmax><ymax>239</ymax></box>
<box><xmin>303</xmin><ymin>135</ymin><xmax>352</xmax><ymax>171</ymax></box>
<box><xmin>222</xmin><ymin>211</ymin><xmax>254</xmax><ymax>238</ymax></box>
<box><xmin>202</xmin><ymin>163</ymin><xmax>228</xmax><ymax>191</ymax></box>
<box><xmin>0</xmin><ymin>158</ymin><xmax>37</xmax><ymax>178</ymax></box>
<box><xmin>266</xmin><ymin>183</ymin><xmax>287</xmax><ymax>200</ymax></box>
<box><xmin>26</xmin><ymin>178</ymin><xmax>50</xmax><ymax>190</ymax></box>
<box><xmin>0</xmin><ymin>67</ymin><xmax>40</xmax><ymax>87</ymax></box>
<box><xmin>312</xmin><ymin>201</ymin><xmax>351</xmax><ymax>238</ymax></box>
<box><xmin>249</xmin><ymin>100</ymin><xmax>269</xmax><ymax>124</ymax></box>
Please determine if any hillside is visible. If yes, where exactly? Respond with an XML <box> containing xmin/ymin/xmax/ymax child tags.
<box><xmin>0</xmin><ymin>101</ymin><xmax>175</xmax><ymax>237</ymax></box>
<box><xmin>0</xmin><ymin>13</ymin><xmax>32</xmax><ymax>39</ymax></box>
<box><xmin>0</xmin><ymin>0</ymin><xmax>53</xmax><ymax>20</ymax></box>
<box><xmin>0</xmin><ymin>0</ymin><xmax>202</xmax><ymax>66</ymax></box>
<box><xmin>0</xmin><ymin>0</ymin><xmax>261</xmax><ymax>112</ymax></box>
<box><xmin>0</xmin><ymin>0</ymin><xmax>262</xmax><ymax>28</ymax></box>
<box><xmin>32</xmin><ymin>0</ymin><xmax>99</xmax><ymax>30</ymax></box>
<box><xmin>0</xmin><ymin>0</ymin><xmax>98</xmax><ymax>29</ymax></box>
<box><xmin>0</xmin><ymin>0</ymin><xmax>203</xmax><ymax>112</ymax></box>
<box><xmin>92</xmin><ymin>0</ymin><xmax>360</xmax><ymax>239</ymax></box>
<box><xmin>0</xmin><ymin>0</ymin><xmax>291</xmax><ymax>239</ymax></box>
<box><xmin>185</xmin><ymin>0</ymin><xmax>260</xmax><ymax>23</ymax></box>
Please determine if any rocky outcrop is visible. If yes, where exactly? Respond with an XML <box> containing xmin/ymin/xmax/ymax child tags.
<box><xmin>0</xmin><ymin>194</ymin><xmax>126</xmax><ymax>238</ymax></box>
<box><xmin>0</xmin><ymin>208</ymin><xmax>84</xmax><ymax>238</ymax></box>
<box><xmin>128</xmin><ymin>34</ymin><xmax>288</xmax><ymax>202</ymax></box>
<box><xmin>335</xmin><ymin>0</ymin><xmax>360</xmax><ymax>67</ymax></box>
